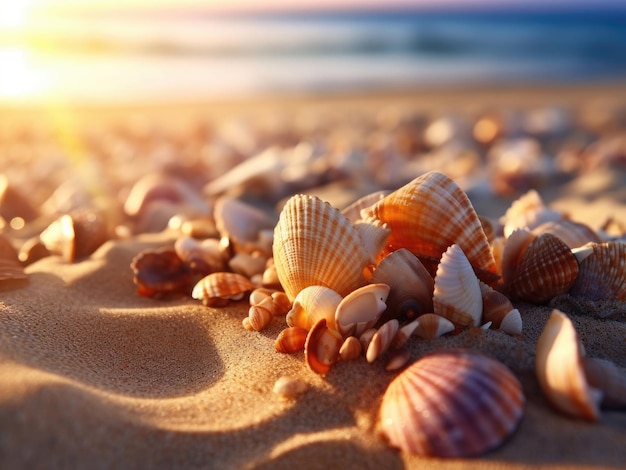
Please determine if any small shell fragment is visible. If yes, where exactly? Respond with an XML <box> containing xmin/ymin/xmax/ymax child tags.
<box><xmin>366</xmin><ymin>319</ymin><xmax>399</xmax><ymax>363</ymax></box>
<box><xmin>273</xmin><ymin>375</ymin><xmax>309</xmax><ymax>399</ymax></box>
<box><xmin>339</xmin><ymin>336</ymin><xmax>363</xmax><ymax>361</ymax></box>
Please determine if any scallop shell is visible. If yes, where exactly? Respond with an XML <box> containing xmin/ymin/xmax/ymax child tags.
<box><xmin>433</xmin><ymin>244</ymin><xmax>482</xmax><ymax>327</ymax></box>
<box><xmin>364</xmin><ymin>171</ymin><xmax>498</xmax><ymax>284</ymax></box>
<box><xmin>275</xmin><ymin>326</ymin><xmax>308</xmax><ymax>354</ymax></box>
<box><xmin>334</xmin><ymin>283</ymin><xmax>390</xmax><ymax>338</ymax></box>
<box><xmin>413</xmin><ymin>313</ymin><xmax>455</xmax><ymax>339</ymax></box>
<box><xmin>569</xmin><ymin>242</ymin><xmax>626</xmax><ymax>301</ymax></box>
<box><xmin>370</xmin><ymin>248</ymin><xmax>434</xmax><ymax>323</ymax></box>
<box><xmin>508</xmin><ymin>233</ymin><xmax>579</xmax><ymax>303</ymax></box>
<box><xmin>304</xmin><ymin>318</ymin><xmax>343</xmax><ymax>376</ymax></box>
<box><xmin>286</xmin><ymin>285</ymin><xmax>342</xmax><ymax>331</ymax></box>
<box><xmin>192</xmin><ymin>272</ymin><xmax>256</xmax><ymax>307</ymax></box>
<box><xmin>273</xmin><ymin>194</ymin><xmax>374</xmax><ymax>302</ymax></box>
<box><xmin>366</xmin><ymin>319</ymin><xmax>399</xmax><ymax>363</ymax></box>
<box><xmin>379</xmin><ymin>349</ymin><xmax>524</xmax><ymax>457</ymax></box>
<box><xmin>535</xmin><ymin>310</ymin><xmax>602</xmax><ymax>421</ymax></box>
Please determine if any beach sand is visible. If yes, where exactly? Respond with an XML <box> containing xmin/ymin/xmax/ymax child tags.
<box><xmin>1</xmin><ymin>83</ymin><xmax>625</xmax><ymax>469</ymax></box>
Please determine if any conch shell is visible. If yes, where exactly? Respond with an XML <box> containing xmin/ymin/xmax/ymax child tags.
<box><xmin>363</xmin><ymin>171</ymin><xmax>498</xmax><ymax>284</ymax></box>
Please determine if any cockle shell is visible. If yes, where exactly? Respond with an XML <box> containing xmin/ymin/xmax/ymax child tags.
<box><xmin>569</xmin><ymin>242</ymin><xmax>626</xmax><ymax>301</ymax></box>
<box><xmin>192</xmin><ymin>272</ymin><xmax>256</xmax><ymax>307</ymax></box>
<box><xmin>275</xmin><ymin>326</ymin><xmax>308</xmax><ymax>354</ymax></box>
<box><xmin>273</xmin><ymin>194</ymin><xmax>376</xmax><ymax>302</ymax></box>
<box><xmin>366</xmin><ymin>319</ymin><xmax>399</xmax><ymax>363</ymax></box>
<box><xmin>370</xmin><ymin>248</ymin><xmax>434</xmax><ymax>323</ymax></box>
<box><xmin>379</xmin><ymin>349</ymin><xmax>524</xmax><ymax>457</ymax></box>
<box><xmin>364</xmin><ymin>171</ymin><xmax>499</xmax><ymax>284</ymax></box>
<box><xmin>507</xmin><ymin>232</ymin><xmax>579</xmax><ymax>303</ymax></box>
<box><xmin>304</xmin><ymin>318</ymin><xmax>343</xmax><ymax>376</ymax></box>
<box><xmin>433</xmin><ymin>244</ymin><xmax>482</xmax><ymax>327</ymax></box>
<box><xmin>535</xmin><ymin>310</ymin><xmax>602</xmax><ymax>421</ymax></box>
<box><xmin>413</xmin><ymin>314</ymin><xmax>455</xmax><ymax>339</ymax></box>
<box><xmin>286</xmin><ymin>285</ymin><xmax>343</xmax><ymax>332</ymax></box>
<box><xmin>334</xmin><ymin>283</ymin><xmax>390</xmax><ymax>338</ymax></box>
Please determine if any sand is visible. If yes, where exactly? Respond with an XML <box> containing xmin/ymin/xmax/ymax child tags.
<box><xmin>1</xmin><ymin>83</ymin><xmax>625</xmax><ymax>469</ymax></box>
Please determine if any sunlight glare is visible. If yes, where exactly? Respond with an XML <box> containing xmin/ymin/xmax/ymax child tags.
<box><xmin>0</xmin><ymin>0</ymin><xmax>35</xmax><ymax>30</ymax></box>
<box><xmin>0</xmin><ymin>47</ymin><xmax>49</xmax><ymax>99</ymax></box>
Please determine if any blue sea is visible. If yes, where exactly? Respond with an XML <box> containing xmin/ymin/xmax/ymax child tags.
<box><xmin>1</xmin><ymin>8</ymin><xmax>626</xmax><ymax>104</ymax></box>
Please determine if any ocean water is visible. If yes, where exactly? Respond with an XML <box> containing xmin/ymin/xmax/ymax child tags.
<box><xmin>1</xmin><ymin>9</ymin><xmax>626</xmax><ymax>104</ymax></box>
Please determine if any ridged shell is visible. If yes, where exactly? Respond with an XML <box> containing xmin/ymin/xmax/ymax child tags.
<box><xmin>275</xmin><ymin>326</ymin><xmax>308</xmax><ymax>354</ymax></box>
<box><xmin>304</xmin><ymin>318</ymin><xmax>343</xmax><ymax>376</ymax></box>
<box><xmin>569</xmin><ymin>242</ymin><xmax>626</xmax><ymax>301</ymax></box>
<box><xmin>532</xmin><ymin>219</ymin><xmax>601</xmax><ymax>249</ymax></box>
<box><xmin>366</xmin><ymin>319</ymin><xmax>399</xmax><ymax>363</ymax></box>
<box><xmin>379</xmin><ymin>349</ymin><xmax>524</xmax><ymax>457</ymax></box>
<box><xmin>192</xmin><ymin>272</ymin><xmax>256</xmax><ymax>306</ymax></box>
<box><xmin>433</xmin><ymin>244</ymin><xmax>482</xmax><ymax>327</ymax></box>
<box><xmin>335</xmin><ymin>283</ymin><xmax>390</xmax><ymax>338</ymax></box>
<box><xmin>508</xmin><ymin>233</ymin><xmax>579</xmax><ymax>303</ymax></box>
<box><xmin>341</xmin><ymin>190</ymin><xmax>389</xmax><ymax>223</ymax></box>
<box><xmin>273</xmin><ymin>194</ymin><xmax>374</xmax><ymax>302</ymax></box>
<box><xmin>370</xmin><ymin>248</ymin><xmax>434</xmax><ymax>323</ymax></box>
<box><xmin>535</xmin><ymin>310</ymin><xmax>602</xmax><ymax>421</ymax></box>
<box><xmin>248</xmin><ymin>298</ymin><xmax>274</xmax><ymax>331</ymax></box>
<box><xmin>286</xmin><ymin>285</ymin><xmax>342</xmax><ymax>331</ymax></box>
<box><xmin>500</xmin><ymin>189</ymin><xmax>562</xmax><ymax>238</ymax></box>
<box><xmin>413</xmin><ymin>313</ymin><xmax>455</xmax><ymax>339</ymax></box>
<box><xmin>364</xmin><ymin>171</ymin><xmax>498</xmax><ymax>284</ymax></box>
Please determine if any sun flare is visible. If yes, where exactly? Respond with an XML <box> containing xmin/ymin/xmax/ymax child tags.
<box><xmin>0</xmin><ymin>0</ymin><xmax>37</xmax><ymax>30</ymax></box>
<box><xmin>0</xmin><ymin>47</ymin><xmax>49</xmax><ymax>99</ymax></box>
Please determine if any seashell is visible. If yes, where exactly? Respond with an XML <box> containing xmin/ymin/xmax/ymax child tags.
<box><xmin>500</xmin><ymin>189</ymin><xmax>562</xmax><ymax>238</ymax></box>
<box><xmin>270</xmin><ymin>292</ymin><xmax>291</xmax><ymax>316</ymax></box>
<box><xmin>261</xmin><ymin>260</ymin><xmax>281</xmax><ymax>289</ymax></box>
<box><xmin>229</xmin><ymin>252</ymin><xmax>268</xmax><ymax>278</ymax></box>
<box><xmin>359</xmin><ymin>328</ymin><xmax>377</xmax><ymax>352</ymax></box>
<box><xmin>248</xmin><ymin>297</ymin><xmax>274</xmax><ymax>331</ymax></box>
<box><xmin>0</xmin><ymin>235</ymin><xmax>28</xmax><ymax>289</ymax></box>
<box><xmin>480</xmin><ymin>283</ymin><xmax>523</xmax><ymax>335</ymax></box>
<box><xmin>272</xmin><ymin>194</ymin><xmax>374</xmax><ymax>301</ymax></box>
<box><xmin>273</xmin><ymin>375</ymin><xmax>308</xmax><ymax>399</ymax></box>
<box><xmin>131</xmin><ymin>247</ymin><xmax>193</xmax><ymax>298</ymax></box>
<box><xmin>507</xmin><ymin>233</ymin><xmax>579</xmax><ymax>303</ymax></box>
<box><xmin>304</xmin><ymin>318</ymin><xmax>343</xmax><ymax>376</ymax></box>
<box><xmin>569</xmin><ymin>242</ymin><xmax>626</xmax><ymax>302</ymax></box>
<box><xmin>478</xmin><ymin>215</ymin><xmax>497</xmax><ymax>244</ymax></box>
<box><xmin>531</xmin><ymin>219</ymin><xmax>601</xmax><ymax>249</ymax></box>
<box><xmin>433</xmin><ymin>244</ymin><xmax>482</xmax><ymax>327</ymax></box>
<box><xmin>242</xmin><ymin>317</ymin><xmax>254</xmax><ymax>331</ymax></box>
<box><xmin>536</xmin><ymin>310</ymin><xmax>602</xmax><ymax>421</ymax></box>
<box><xmin>499</xmin><ymin>229</ymin><xmax>535</xmax><ymax>288</ymax></box>
<box><xmin>174</xmin><ymin>236</ymin><xmax>227</xmax><ymax>274</ymax></box>
<box><xmin>17</xmin><ymin>236</ymin><xmax>50</xmax><ymax>266</ymax></box>
<box><xmin>339</xmin><ymin>336</ymin><xmax>362</xmax><ymax>361</ymax></box>
<box><xmin>214</xmin><ymin>196</ymin><xmax>275</xmax><ymax>255</ymax></box>
<box><xmin>341</xmin><ymin>190</ymin><xmax>389</xmax><ymax>223</ymax></box>
<box><xmin>192</xmin><ymin>272</ymin><xmax>256</xmax><ymax>307</ymax></box>
<box><xmin>370</xmin><ymin>249</ymin><xmax>434</xmax><ymax>324</ymax></box>
<box><xmin>366</xmin><ymin>319</ymin><xmax>399</xmax><ymax>363</ymax></box>
<box><xmin>379</xmin><ymin>349</ymin><xmax>524</xmax><ymax>457</ymax></box>
<box><xmin>352</xmin><ymin>220</ymin><xmax>391</xmax><ymax>264</ymax></box>
<box><xmin>581</xmin><ymin>357</ymin><xmax>626</xmax><ymax>408</ymax></box>
<box><xmin>249</xmin><ymin>287</ymin><xmax>276</xmax><ymax>306</ymax></box>
<box><xmin>286</xmin><ymin>285</ymin><xmax>342</xmax><ymax>331</ymax></box>
<box><xmin>40</xmin><ymin>210</ymin><xmax>109</xmax><ymax>263</ymax></box>
<box><xmin>391</xmin><ymin>320</ymin><xmax>419</xmax><ymax>349</ymax></box>
<box><xmin>275</xmin><ymin>326</ymin><xmax>308</xmax><ymax>354</ymax></box>
<box><xmin>335</xmin><ymin>283</ymin><xmax>390</xmax><ymax>338</ymax></box>
<box><xmin>412</xmin><ymin>313</ymin><xmax>455</xmax><ymax>339</ymax></box>
<box><xmin>385</xmin><ymin>349</ymin><xmax>411</xmax><ymax>372</ymax></box>
<box><xmin>364</xmin><ymin>171</ymin><xmax>499</xmax><ymax>284</ymax></box>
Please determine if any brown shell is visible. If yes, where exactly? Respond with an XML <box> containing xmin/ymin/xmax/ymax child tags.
<box><xmin>131</xmin><ymin>247</ymin><xmax>193</xmax><ymax>298</ymax></box>
<box><xmin>192</xmin><ymin>272</ymin><xmax>255</xmax><ymax>307</ymax></box>
<box><xmin>508</xmin><ymin>233</ymin><xmax>579</xmax><ymax>303</ymax></box>
<box><xmin>304</xmin><ymin>318</ymin><xmax>343</xmax><ymax>376</ymax></box>
<box><xmin>569</xmin><ymin>242</ymin><xmax>626</xmax><ymax>301</ymax></box>
<box><xmin>379</xmin><ymin>349</ymin><xmax>524</xmax><ymax>457</ymax></box>
<box><xmin>364</xmin><ymin>171</ymin><xmax>498</xmax><ymax>284</ymax></box>
<box><xmin>339</xmin><ymin>336</ymin><xmax>363</xmax><ymax>361</ymax></box>
<box><xmin>273</xmin><ymin>194</ymin><xmax>372</xmax><ymax>301</ymax></box>
<box><xmin>366</xmin><ymin>319</ymin><xmax>399</xmax><ymax>363</ymax></box>
<box><xmin>413</xmin><ymin>313</ymin><xmax>455</xmax><ymax>339</ymax></box>
<box><xmin>275</xmin><ymin>326</ymin><xmax>308</xmax><ymax>354</ymax></box>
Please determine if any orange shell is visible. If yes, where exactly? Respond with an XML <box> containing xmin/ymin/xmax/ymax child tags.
<box><xmin>364</xmin><ymin>171</ymin><xmax>498</xmax><ymax>284</ymax></box>
<box><xmin>275</xmin><ymin>326</ymin><xmax>308</xmax><ymax>354</ymax></box>
<box><xmin>192</xmin><ymin>272</ymin><xmax>255</xmax><ymax>306</ymax></box>
<box><xmin>304</xmin><ymin>318</ymin><xmax>343</xmax><ymax>376</ymax></box>
<box><xmin>569</xmin><ymin>242</ymin><xmax>626</xmax><ymax>302</ymax></box>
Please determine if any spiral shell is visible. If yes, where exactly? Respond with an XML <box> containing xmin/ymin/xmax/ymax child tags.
<box><xmin>433</xmin><ymin>244</ymin><xmax>482</xmax><ymax>327</ymax></box>
<box><xmin>273</xmin><ymin>194</ymin><xmax>376</xmax><ymax>301</ymax></box>
<box><xmin>286</xmin><ymin>285</ymin><xmax>343</xmax><ymax>331</ymax></box>
<box><xmin>569</xmin><ymin>241</ymin><xmax>626</xmax><ymax>301</ymax></box>
<box><xmin>379</xmin><ymin>349</ymin><xmax>524</xmax><ymax>457</ymax></box>
<box><xmin>192</xmin><ymin>272</ymin><xmax>256</xmax><ymax>307</ymax></box>
<box><xmin>364</xmin><ymin>171</ymin><xmax>498</xmax><ymax>284</ymax></box>
<box><xmin>535</xmin><ymin>310</ymin><xmax>601</xmax><ymax>421</ymax></box>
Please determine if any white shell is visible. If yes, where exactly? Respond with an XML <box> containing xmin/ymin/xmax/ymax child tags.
<box><xmin>286</xmin><ymin>285</ymin><xmax>343</xmax><ymax>331</ymax></box>
<box><xmin>335</xmin><ymin>283</ymin><xmax>390</xmax><ymax>338</ymax></box>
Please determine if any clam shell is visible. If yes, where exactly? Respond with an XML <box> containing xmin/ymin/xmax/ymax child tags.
<box><xmin>286</xmin><ymin>285</ymin><xmax>342</xmax><ymax>331</ymax></box>
<box><xmin>370</xmin><ymin>248</ymin><xmax>434</xmax><ymax>323</ymax></box>
<box><xmin>304</xmin><ymin>318</ymin><xmax>343</xmax><ymax>376</ymax></box>
<box><xmin>379</xmin><ymin>349</ymin><xmax>524</xmax><ymax>457</ymax></box>
<box><xmin>535</xmin><ymin>310</ymin><xmax>602</xmax><ymax>421</ymax></box>
<box><xmin>433</xmin><ymin>244</ymin><xmax>482</xmax><ymax>327</ymax></box>
<box><xmin>508</xmin><ymin>233</ymin><xmax>579</xmax><ymax>303</ymax></box>
<box><xmin>413</xmin><ymin>313</ymin><xmax>455</xmax><ymax>339</ymax></box>
<box><xmin>273</xmin><ymin>194</ymin><xmax>373</xmax><ymax>301</ymax></box>
<box><xmin>364</xmin><ymin>171</ymin><xmax>498</xmax><ymax>284</ymax></box>
<box><xmin>366</xmin><ymin>319</ymin><xmax>399</xmax><ymax>363</ymax></box>
<box><xmin>569</xmin><ymin>242</ymin><xmax>626</xmax><ymax>302</ymax></box>
<box><xmin>192</xmin><ymin>272</ymin><xmax>256</xmax><ymax>307</ymax></box>
<box><xmin>275</xmin><ymin>326</ymin><xmax>308</xmax><ymax>354</ymax></box>
<box><xmin>335</xmin><ymin>283</ymin><xmax>390</xmax><ymax>338</ymax></box>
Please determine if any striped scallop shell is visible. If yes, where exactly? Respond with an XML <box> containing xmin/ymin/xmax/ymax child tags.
<box><xmin>433</xmin><ymin>244</ymin><xmax>482</xmax><ymax>327</ymax></box>
<box><xmin>192</xmin><ymin>272</ymin><xmax>256</xmax><ymax>306</ymax></box>
<box><xmin>569</xmin><ymin>242</ymin><xmax>626</xmax><ymax>301</ymax></box>
<box><xmin>364</xmin><ymin>171</ymin><xmax>498</xmax><ymax>284</ymax></box>
<box><xmin>379</xmin><ymin>349</ymin><xmax>524</xmax><ymax>457</ymax></box>
<box><xmin>507</xmin><ymin>232</ymin><xmax>579</xmax><ymax>303</ymax></box>
<box><xmin>273</xmin><ymin>194</ymin><xmax>377</xmax><ymax>302</ymax></box>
